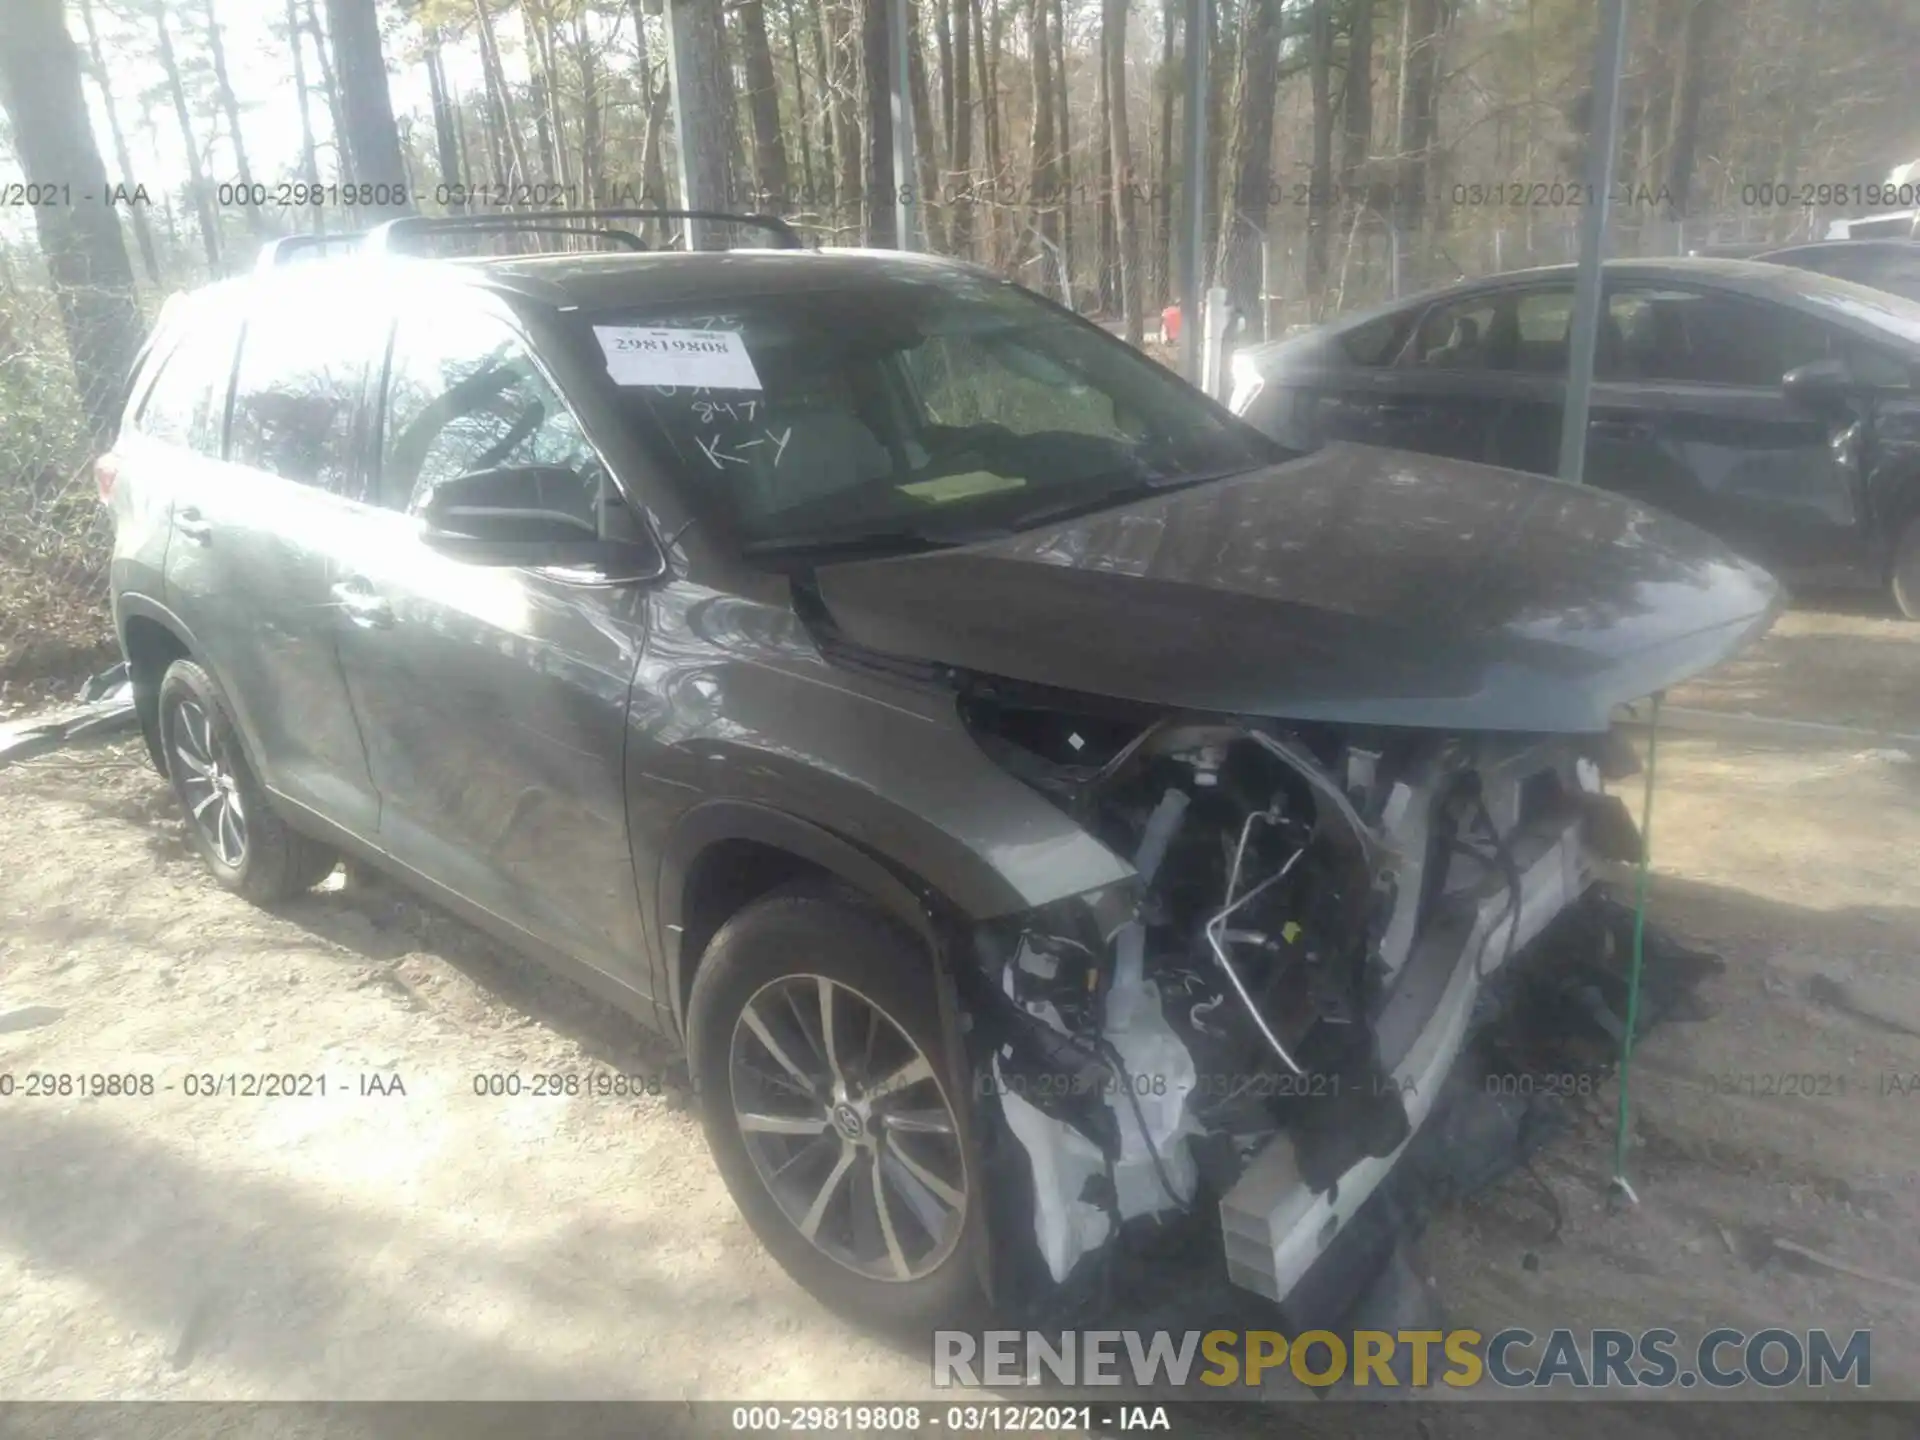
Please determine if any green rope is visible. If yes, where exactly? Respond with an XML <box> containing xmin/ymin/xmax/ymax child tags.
<box><xmin>1611</xmin><ymin>690</ymin><xmax>1662</xmax><ymax>1201</ymax></box>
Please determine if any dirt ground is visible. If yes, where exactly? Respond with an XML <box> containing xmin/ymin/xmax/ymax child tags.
<box><xmin>2</xmin><ymin>606</ymin><xmax>1918</xmax><ymax>1413</ymax></box>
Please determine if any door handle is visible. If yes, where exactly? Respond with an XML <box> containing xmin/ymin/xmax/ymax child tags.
<box><xmin>329</xmin><ymin>579</ymin><xmax>393</xmax><ymax>630</ymax></box>
<box><xmin>175</xmin><ymin>508</ymin><xmax>212</xmax><ymax>543</ymax></box>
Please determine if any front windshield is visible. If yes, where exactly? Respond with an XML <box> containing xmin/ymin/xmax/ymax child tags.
<box><xmin>581</xmin><ymin>270</ymin><xmax>1287</xmax><ymax>550</ymax></box>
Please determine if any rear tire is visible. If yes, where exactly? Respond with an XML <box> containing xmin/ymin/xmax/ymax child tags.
<box><xmin>158</xmin><ymin>658</ymin><xmax>337</xmax><ymax>904</ymax></box>
<box><xmin>1892</xmin><ymin>515</ymin><xmax>1920</xmax><ymax>621</ymax></box>
<box><xmin>688</xmin><ymin>886</ymin><xmax>983</xmax><ymax>1328</ymax></box>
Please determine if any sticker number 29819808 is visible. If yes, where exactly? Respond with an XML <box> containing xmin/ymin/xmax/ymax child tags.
<box><xmin>593</xmin><ymin>326</ymin><xmax>763</xmax><ymax>390</ymax></box>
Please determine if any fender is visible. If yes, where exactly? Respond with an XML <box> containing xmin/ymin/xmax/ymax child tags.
<box><xmin>114</xmin><ymin>591</ymin><xmax>226</xmax><ymax>773</ymax></box>
<box><xmin>656</xmin><ymin>797</ymin><xmax>980</xmax><ymax>1041</ymax></box>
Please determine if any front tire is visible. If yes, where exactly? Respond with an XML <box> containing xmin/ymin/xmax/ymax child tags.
<box><xmin>157</xmin><ymin>658</ymin><xmax>337</xmax><ymax>904</ymax></box>
<box><xmin>1892</xmin><ymin>514</ymin><xmax>1920</xmax><ymax>621</ymax></box>
<box><xmin>688</xmin><ymin>887</ymin><xmax>982</xmax><ymax>1327</ymax></box>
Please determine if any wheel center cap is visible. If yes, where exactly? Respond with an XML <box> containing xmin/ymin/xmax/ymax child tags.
<box><xmin>831</xmin><ymin>1102</ymin><xmax>865</xmax><ymax>1141</ymax></box>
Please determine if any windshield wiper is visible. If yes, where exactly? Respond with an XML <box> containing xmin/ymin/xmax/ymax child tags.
<box><xmin>997</xmin><ymin>464</ymin><xmax>1258</xmax><ymax>533</ymax></box>
<box><xmin>741</xmin><ymin>522</ymin><xmax>1012</xmax><ymax>560</ymax></box>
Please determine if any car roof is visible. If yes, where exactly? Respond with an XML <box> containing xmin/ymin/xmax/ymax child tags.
<box><xmin>409</xmin><ymin>245</ymin><xmax>990</xmax><ymax>310</ymax></box>
<box><xmin>1755</xmin><ymin>239</ymin><xmax>1920</xmax><ymax>261</ymax></box>
<box><xmin>152</xmin><ymin>245</ymin><xmax>997</xmax><ymax>336</ymax></box>
<box><xmin>1315</xmin><ymin>256</ymin><xmax>1916</xmax><ymax>331</ymax></box>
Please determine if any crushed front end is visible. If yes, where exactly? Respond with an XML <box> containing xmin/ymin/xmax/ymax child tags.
<box><xmin>950</xmin><ymin>695</ymin><xmax>1667</xmax><ymax>1320</ymax></box>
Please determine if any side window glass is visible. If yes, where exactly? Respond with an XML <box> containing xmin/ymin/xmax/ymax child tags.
<box><xmin>229</xmin><ymin>287</ymin><xmax>376</xmax><ymax>496</ymax></box>
<box><xmin>133</xmin><ymin>314</ymin><xmax>237</xmax><ymax>456</ymax></box>
<box><xmin>1339</xmin><ymin>311</ymin><xmax>1414</xmax><ymax>367</ymax></box>
<box><xmin>1513</xmin><ymin>289</ymin><xmax>1573</xmax><ymax>373</ymax></box>
<box><xmin>1842</xmin><ymin>339</ymin><xmax>1911</xmax><ymax>389</ymax></box>
<box><xmin>380</xmin><ymin>308</ymin><xmax>602</xmax><ymax>523</ymax></box>
<box><xmin>1610</xmin><ymin>289</ymin><xmax>1832</xmax><ymax>387</ymax></box>
<box><xmin>1406</xmin><ymin>297</ymin><xmax>1502</xmax><ymax>370</ymax></box>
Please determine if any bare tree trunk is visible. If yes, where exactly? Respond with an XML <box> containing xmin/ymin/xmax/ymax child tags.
<box><xmin>1203</xmin><ymin>0</ymin><xmax>1229</xmax><ymax>281</ymax></box>
<box><xmin>474</xmin><ymin>0</ymin><xmax>532</xmax><ymax>188</ymax></box>
<box><xmin>1152</xmin><ymin>0</ymin><xmax>1175</xmax><ymax>309</ymax></box>
<box><xmin>1664</xmin><ymin>0</ymin><xmax>1717</xmax><ymax>218</ymax></box>
<box><xmin>285</xmin><ymin>0</ymin><xmax>324</xmax><ymax>209</ymax></box>
<box><xmin>1219</xmin><ymin>0</ymin><xmax>1283</xmax><ymax>329</ymax></box>
<box><xmin>805</xmin><ymin>0</ymin><xmax>841</xmax><ymax>224</ymax></box>
<box><xmin>976</xmin><ymin>0</ymin><xmax>1005</xmax><ymax>265</ymax></box>
<box><xmin>1095</xmin><ymin>17</ymin><xmax>1116</xmax><ymax>313</ymax></box>
<box><xmin>936</xmin><ymin>0</ymin><xmax>956</xmax><ymax>160</ymax></box>
<box><xmin>78</xmin><ymin>0</ymin><xmax>160</xmax><ymax>283</ymax></box>
<box><xmin>782</xmin><ymin>0</ymin><xmax>818</xmax><ymax>207</ymax></box>
<box><xmin>304</xmin><ymin>0</ymin><xmax>352</xmax><ymax>182</ymax></box>
<box><xmin>738</xmin><ymin>0</ymin><xmax>792</xmax><ymax>209</ymax></box>
<box><xmin>0</xmin><ymin>0</ymin><xmax>145</xmax><ymax>438</ymax></box>
<box><xmin>910</xmin><ymin>1</ymin><xmax>946</xmax><ymax>249</ymax></box>
<box><xmin>1306</xmin><ymin>0</ymin><xmax>1333</xmax><ymax>301</ymax></box>
<box><xmin>1339</xmin><ymin>0</ymin><xmax>1373</xmax><ymax>243</ymax></box>
<box><xmin>325</xmin><ymin>0</ymin><xmax>410</xmax><ymax>213</ymax></box>
<box><xmin>151</xmin><ymin>2</ymin><xmax>222</xmax><ymax>271</ymax></box>
<box><xmin>666</xmin><ymin>0</ymin><xmax>743</xmax><ymax>229</ymax></box>
<box><xmin>573</xmin><ymin>12</ymin><xmax>602</xmax><ymax>209</ymax></box>
<box><xmin>628</xmin><ymin>4</ymin><xmax>673</xmax><ymax>215</ymax></box>
<box><xmin>830</xmin><ymin>1</ymin><xmax>865</xmax><ymax>239</ymax></box>
<box><xmin>1394</xmin><ymin>0</ymin><xmax>1440</xmax><ymax>246</ymax></box>
<box><xmin>202</xmin><ymin>0</ymin><xmax>265</xmax><ymax>236</ymax></box>
<box><xmin>521</xmin><ymin>1</ymin><xmax>563</xmax><ymax>188</ymax></box>
<box><xmin>1050</xmin><ymin>0</ymin><xmax>1075</xmax><ymax>301</ymax></box>
<box><xmin>1027</xmin><ymin>0</ymin><xmax>1059</xmax><ymax>287</ymax></box>
<box><xmin>1103</xmin><ymin>0</ymin><xmax>1140</xmax><ymax>342</ymax></box>
<box><xmin>425</xmin><ymin>33</ymin><xmax>465</xmax><ymax>205</ymax></box>
<box><xmin>861</xmin><ymin>0</ymin><xmax>896</xmax><ymax>246</ymax></box>
<box><xmin>949</xmin><ymin>0</ymin><xmax>973</xmax><ymax>256</ymax></box>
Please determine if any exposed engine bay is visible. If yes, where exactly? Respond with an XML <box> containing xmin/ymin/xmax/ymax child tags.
<box><xmin>953</xmin><ymin>688</ymin><xmax>1653</xmax><ymax>1317</ymax></box>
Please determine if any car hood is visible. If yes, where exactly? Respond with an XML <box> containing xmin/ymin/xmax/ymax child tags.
<box><xmin>810</xmin><ymin>443</ymin><xmax>1783</xmax><ymax>733</ymax></box>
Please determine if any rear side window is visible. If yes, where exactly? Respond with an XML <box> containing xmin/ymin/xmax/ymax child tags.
<box><xmin>132</xmin><ymin>312</ymin><xmax>239</xmax><ymax>455</ymax></box>
<box><xmin>1406</xmin><ymin>295</ymin><xmax>1503</xmax><ymax>369</ymax></box>
<box><xmin>229</xmin><ymin>285</ymin><xmax>379</xmax><ymax>497</ymax></box>
<box><xmin>1513</xmin><ymin>289</ymin><xmax>1573</xmax><ymax>373</ymax></box>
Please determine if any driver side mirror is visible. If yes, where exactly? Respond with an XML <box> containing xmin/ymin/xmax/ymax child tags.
<box><xmin>420</xmin><ymin>465</ymin><xmax>661</xmax><ymax>572</ymax></box>
<box><xmin>1781</xmin><ymin>357</ymin><xmax>1859</xmax><ymax>412</ymax></box>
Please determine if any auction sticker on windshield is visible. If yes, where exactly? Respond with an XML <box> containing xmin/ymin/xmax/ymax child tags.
<box><xmin>593</xmin><ymin>326</ymin><xmax>763</xmax><ymax>390</ymax></box>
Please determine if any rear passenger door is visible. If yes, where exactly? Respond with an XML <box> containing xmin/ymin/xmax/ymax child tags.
<box><xmin>114</xmin><ymin>298</ymin><xmax>242</xmax><ymax>617</ymax></box>
<box><xmin>1483</xmin><ymin>283</ymin><xmax>1672</xmax><ymax>484</ymax></box>
<box><xmin>1327</xmin><ymin>292</ymin><xmax>1511</xmax><ymax>464</ymax></box>
<box><xmin>164</xmin><ymin>278</ymin><xmax>383</xmax><ymax>836</ymax></box>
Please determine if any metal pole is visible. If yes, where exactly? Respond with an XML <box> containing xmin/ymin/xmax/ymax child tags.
<box><xmin>1556</xmin><ymin>0</ymin><xmax>1630</xmax><ymax>485</ymax></box>
<box><xmin>661</xmin><ymin>0</ymin><xmax>704</xmax><ymax>252</ymax></box>
<box><xmin>890</xmin><ymin>0</ymin><xmax>918</xmax><ymax>251</ymax></box>
<box><xmin>1179</xmin><ymin>0</ymin><xmax>1207</xmax><ymax>383</ymax></box>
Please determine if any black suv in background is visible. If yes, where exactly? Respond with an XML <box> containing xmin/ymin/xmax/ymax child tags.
<box><xmin>103</xmin><ymin>212</ymin><xmax>1777</xmax><ymax>1329</ymax></box>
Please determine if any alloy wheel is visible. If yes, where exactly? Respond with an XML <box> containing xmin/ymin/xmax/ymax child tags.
<box><xmin>169</xmin><ymin>696</ymin><xmax>248</xmax><ymax>867</ymax></box>
<box><xmin>729</xmin><ymin>974</ymin><xmax>967</xmax><ymax>1283</ymax></box>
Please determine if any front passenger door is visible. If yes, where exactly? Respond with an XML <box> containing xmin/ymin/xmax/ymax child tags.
<box><xmin>1601</xmin><ymin>285</ymin><xmax>1867</xmax><ymax>577</ymax></box>
<box><xmin>332</xmin><ymin>297</ymin><xmax>658</xmax><ymax>1004</ymax></box>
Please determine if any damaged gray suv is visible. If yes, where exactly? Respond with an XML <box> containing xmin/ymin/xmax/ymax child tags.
<box><xmin>103</xmin><ymin>211</ymin><xmax>1780</xmax><ymax>1331</ymax></box>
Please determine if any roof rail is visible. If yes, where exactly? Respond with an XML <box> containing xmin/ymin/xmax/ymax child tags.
<box><xmin>364</xmin><ymin>209</ymin><xmax>805</xmax><ymax>256</ymax></box>
<box><xmin>254</xmin><ymin>231</ymin><xmax>369</xmax><ymax>270</ymax></box>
